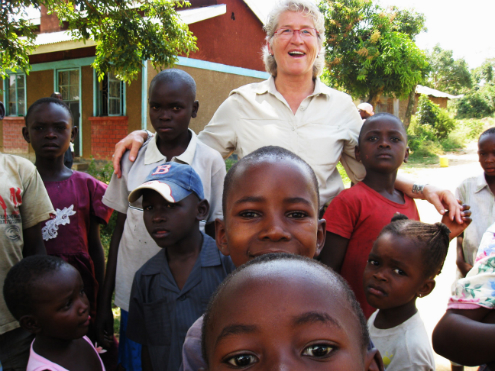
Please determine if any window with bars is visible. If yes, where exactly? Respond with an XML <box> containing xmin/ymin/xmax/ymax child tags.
<box><xmin>97</xmin><ymin>72</ymin><xmax>124</xmax><ymax>116</ymax></box>
<box><xmin>6</xmin><ymin>74</ymin><xmax>26</xmax><ymax>116</ymax></box>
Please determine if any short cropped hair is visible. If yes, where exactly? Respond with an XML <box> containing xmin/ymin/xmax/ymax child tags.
<box><xmin>3</xmin><ymin>255</ymin><xmax>69</xmax><ymax>319</ymax></box>
<box><xmin>479</xmin><ymin>127</ymin><xmax>495</xmax><ymax>142</ymax></box>
<box><xmin>358</xmin><ymin>112</ymin><xmax>407</xmax><ymax>145</ymax></box>
<box><xmin>201</xmin><ymin>253</ymin><xmax>370</xmax><ymax>365</ymax></box>
<box><xmin>222</xmin><ymin>146</ymin><xmax>320</xmax><ymax>214</ymax></box>
<box><xmin>25</xmin><ymin>97</ymin><xmax>72</xmax><ymax>127</ymax></box>
<box><xmin>148</xmin><ymin>68</ymin><xmax>196</xmax><ymax>98</ymax></box>
<box><xmin>381</xmin><ymin>214</ymin><xmax>450</xmax><ymax>278</ymax></box>
<box><xmin>262</xmin><ymin>0</ymin><xmax>325</xmax><ymax>78</ymax></box>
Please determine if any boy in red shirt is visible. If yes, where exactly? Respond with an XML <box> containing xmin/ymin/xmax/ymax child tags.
<box><xmin>321</xmin><ymin>113</ymin><xmax>418</xmax><ymax>318</ymax></box>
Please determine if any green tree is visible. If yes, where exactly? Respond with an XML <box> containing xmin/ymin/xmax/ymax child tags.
<box><xmin>426</xmin><ymin>45</ymin><xmax>472</xmax><ymax>95</ymax></box>
<box><xmin>1</xmin><ymin>0</ymin><xmax>197</xmax><ymax>83</ymax></box>
<box><xmin>472</xmin><ymin>58</ymin><xmax>495</xmax><ymax>86</ymax></box>
<box><xmin>320</xmin><ymin>0</ymin><xmax>429</xmax><ymax>107</ymax></box>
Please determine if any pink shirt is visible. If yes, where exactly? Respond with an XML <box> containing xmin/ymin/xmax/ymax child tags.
<box><xmin>27</xmin><ymin>336</ymin><xmax>105</xmax><ymax>371</ymax></box>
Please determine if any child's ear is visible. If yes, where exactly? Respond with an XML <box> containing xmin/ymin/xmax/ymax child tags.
<box><xmin>197</xmin><ymin>199</ymin><xmax>210</xmax><ymax>221</ymax></box>
<box><xmin>71</xmin><ymin>126</ymin><xmax>79</xmax><ymax>143</ymax></box>
<box><xmin>403</xmin><ymin>147</ymin><xmax>410</xmax><ymax>163</ymax></box>
<box><xmin>191</xmin><ymin>101</ymin><xmax>199</xmax><ymax>118</ymax></box>
<box><xmin>417</xmin><ymin>278</ymin><xmax>435</xmax><ymax>299</ymax></box>
<box><xmin>215</xmin><ymin>218</ymin><xmax>230</xmax><ymax>257</ymax></box>
<box><xmin>355</xmin><ymin>145</ymin><xmax>361</xmax><ymax>162</ymax></box>
<box><xmin>19</xmin><ymin>314</ymin><xmax>41</xmax><ymax>334</ymax></box>
<box><xmin>365</xmin><ymin>348</ymin><xmax>384</xmax><ymax>371</ymax></box>
<box><xmin>22</xmin><ymin>126</ymin><xmax>31</xmax><ymax>144</ymax></box>
<box><xmin>314</xmin><ymin>218</ymin><xmax>326</xmax><ymax>258</ymax></box>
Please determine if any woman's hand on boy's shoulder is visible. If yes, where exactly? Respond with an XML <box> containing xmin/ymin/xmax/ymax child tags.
<box><xmin>423</xmin><ymin>185</ymin><xmax>464</xmax><ymax>224</ymax></box>
<box><xmin>112</xmin><ymin>130</ymin><xmax>149</xmax><ymax>178</ymax></box>
<box><xmin>441</xmin><ymin>203</ymin><xmax>472</xmax><ymax>241</ymax></box>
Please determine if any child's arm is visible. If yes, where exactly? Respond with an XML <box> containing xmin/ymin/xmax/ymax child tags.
<box><xmin>22</xmin><ymin>223</ymin><xmax>46</xmax><ymax>257</ymax></box>
<box><xmin>142</xmin><ymin>346</ymin><xmax>153</xmax><ymax>371</ymax></box>
<box><xmin>395</xmin><ymin>176</ymin><xmax>463</xmax><ymax>224</ymax></box>
<box><xmin>433</xmin><ymin>307</ymin><xmax>495</xmax><ymax>366</ymax></box>
<box><xmin>95</xmin><ymin>212</ymin><xmax>127</xmax><ymax>349</ymax></box>
<box><xmin>319</xmin><ymin>232</ymin><xmax>349</xmax><ymax>273</ymax></box>
<box><xmin>456</xmin><ymin>234</ymin><xmax>472</xmax><ymax>277</ymax></box>
<box><xmin>88</xmin><ymin>216</ymin><xmax>105</xmax><ymax>296</ymax></box>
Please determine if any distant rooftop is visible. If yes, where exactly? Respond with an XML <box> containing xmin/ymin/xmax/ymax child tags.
<box><xmin>416</xmin><ymin>85</ymin><xmax>461</xmax><ymax>99</ymax></box>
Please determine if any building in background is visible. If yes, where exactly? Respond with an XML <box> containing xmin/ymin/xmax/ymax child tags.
<box><xmin>1</xmin><ymin>0</ymin><xmax>271</xmax><ymax>160</ymax></box>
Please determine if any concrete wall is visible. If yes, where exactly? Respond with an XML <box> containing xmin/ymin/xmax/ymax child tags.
<box><xmin>146</xmin><ymin>63</ymin><xmax>265</xmax><ymax>133</ymax></box>
<box><xmin>187</xmin><ymin>0</ymin><xmax>266</xmax><ymax>72</ymax></box>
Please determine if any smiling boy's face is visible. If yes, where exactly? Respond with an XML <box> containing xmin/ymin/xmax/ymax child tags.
<box><xmin>215</xmin><ymin>158</ymin><xmax>325</xmax><ymax>267</ymax></box>
<box><xmin>204</xmin><ymin>260</ymin><xmax>380</xmax><ymax>370</ymax></box>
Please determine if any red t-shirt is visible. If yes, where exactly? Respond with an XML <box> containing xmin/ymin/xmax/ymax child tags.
<box><xmin>323</xmin><ymin>181</ymin><xmax>420</xmax><ymax>318</ymax></box>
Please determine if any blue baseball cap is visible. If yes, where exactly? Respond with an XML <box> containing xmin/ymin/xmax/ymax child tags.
<box><xmin>128</xmin><ymin>163</ymin><xmax>204</xmax><ymax>203</ymax></box>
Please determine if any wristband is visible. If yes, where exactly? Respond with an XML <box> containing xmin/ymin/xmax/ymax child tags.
<box><xmin>412</xmin><ymin>183</ymin><xmax>426</xmax><ymax>194</ymax></box>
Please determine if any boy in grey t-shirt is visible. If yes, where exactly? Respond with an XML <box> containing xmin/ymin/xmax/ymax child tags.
<box><xmin>97</xmin><ymin>69</ymin><xmax>226</xmax><ymax>369</ymax></box>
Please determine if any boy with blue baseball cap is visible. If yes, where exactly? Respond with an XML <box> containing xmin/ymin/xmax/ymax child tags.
<box><xmin>126</xmin><ymin>162</ymin><xmax>235</xmax><ymax>371</ymax></box>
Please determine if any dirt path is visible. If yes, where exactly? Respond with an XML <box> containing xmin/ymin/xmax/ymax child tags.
<box><xmin>399</xmin><ymin>142</ymin><xmax>480</xmax><ymax>371</ymax></box>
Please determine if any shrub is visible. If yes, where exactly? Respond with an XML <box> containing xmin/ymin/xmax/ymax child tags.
<box><xmin>416</xmin><ymin>95</ymin><xmax>455</xmax><ymax>139</ymax></box>
<box><xmin>86</xmin><ymin>158</ymin><xmax>116</xmax><ymax>258</ymax></box>
<box><xmin>456</xmin><ymin>92</ymin><xmax>493</xmax><ymax>118</ymax></box>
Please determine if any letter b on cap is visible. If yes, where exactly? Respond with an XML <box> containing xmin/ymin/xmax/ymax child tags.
<box><xmin>152</xmin><ymin>165</ymin><xmax>171</xmax><ymax>175</ymax></box>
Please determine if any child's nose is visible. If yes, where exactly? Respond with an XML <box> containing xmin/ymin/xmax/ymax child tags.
<box><xmin>373</xmin><ymin>270</ymin><xmax>387</xmax><ymax>281</ymax></box>
<box><xmin>260</xmin><ymin>216</ymin><xmax>291</xmax><ymax>241</ymax></box>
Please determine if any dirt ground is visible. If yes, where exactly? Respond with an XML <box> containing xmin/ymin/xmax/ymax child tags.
<box><xmin>400</xmin><ymin>142</ymin><xmax>481</xmax><ymax>371</ymax></box>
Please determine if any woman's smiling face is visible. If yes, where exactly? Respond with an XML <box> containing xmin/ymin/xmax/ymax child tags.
<box><xmin>268</xmin><ymin>11</ymin><xmax>321</xmax><ymax>80</ymax></box>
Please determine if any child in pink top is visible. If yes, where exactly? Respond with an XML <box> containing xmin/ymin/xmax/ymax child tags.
<box><xmin>22</xmin><ymin>98</ymin><xmax>113</xmax><ymax>325</ymax></box>
<box><xmin>4</xmin><ymin>256</ymin><xmax>105</xmax><ymax>370</ymax></box>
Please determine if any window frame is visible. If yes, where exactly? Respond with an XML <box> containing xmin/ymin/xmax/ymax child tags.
<box><xmin>94</xmin><ymin>71</ymin><xmax>126</xmax><ymax>117</ymax></box>
<box><xmin>3</xmin><ymin>73</ymin><xmax>27</xmax><ymax>117</ymax></box>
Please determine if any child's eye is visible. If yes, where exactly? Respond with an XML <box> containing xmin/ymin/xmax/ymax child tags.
<box><xmin>63</xmin><ymin>299</ymin><xmax>72</xmax><ymax>309</ymax></box>
<box><xmin>367</xmin><ymin>136</ymin><xmax>378</xmax><ymax>142</ymax></box>
<box><xmin>239</xmin><ymin>211</ymin><xmax>260</xmax><ymax>218</ymax></box>
<box><xmin>287</xmin><ymin>211</ymin><xmax>308</xmax><ymax>218</ymax></box>
<box><xmin>302</xmin><ymin>343</ymin><xmax>334</xmax><ymax>358</ymax></box>
<box><xmin>144</xmin><ymin>205</ymin><xmax>153</xmax><ymax>211</ymax></box>
<box><xmin>224</xmin><ymin>353</ymin><xmax>258</xmax><ymax>368</ymax></box>
<box><xmin>394</xmin><ymin>268</ymin><xmax>406</xmax><ymax>275</ymax></box>
<box><xmin>172</xmin><ymin>106</ymin><xmax>182</xmax><ymax>111</ymax></box>
<box><xmin>368</xmin><ymin>259</ymin><xmax>379</xmax><ymax>266</ymax></box>
<box><xmin>391</xmin><ymin>137</ymin><xmax>400</xmax><ymax>142</ymax></box>
<box><xmin>80</xmin><ymin>288</ymin><xmax>85</xmax><ymax>296</ymax></box>
<box><xmin>150</xmin><ymin>105</ymin><xmax>159</xmax><ymax>111</ymax></box>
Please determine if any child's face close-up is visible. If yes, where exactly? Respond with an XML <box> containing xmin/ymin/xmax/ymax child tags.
<box><xmin>216</xmin><ymin>159</ymin><xmax>325</xmax><ymax>267</ymax></box>
<box><xmin>142</xmin><ymin>189</ymin><xmax>207</xmax><ymax>248</ymax></box>
<box><xmin>148</xmin><ymin>79</ymin><xmax>199</xmax><ymax>143</ymax></box>
<box><xmin>356</xmin><ymin>118</ymin><xmax>409</xmax><ymax>174</ymax></box>
<box><xmin>204</xmin><ymin>262</ymin><xmax>374</xmax><ymax>370</ymax></box>
<box><xmin>363</xmin><ymin>232</ymin><xmax>432</xmax><ymax>310</ymax></box>
<box><xmin>22</xmin><ymin>103</ymin><xmax>75</xmax><ymax>159</ymax></box>
<box><xmin>478</xmin><ymin>134</ymin><xmax>495</xmax><ymax>177</ymax></box>
<box><xmin>31</xmin><ymin>265</ymin><xmax>90</xmax><ymax>340</ymax></box>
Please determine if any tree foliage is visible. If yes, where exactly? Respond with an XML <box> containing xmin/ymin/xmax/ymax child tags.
<box><xmin>425</xmin><ymin>45</ymin><xmax>472</xmax><ymax>95</ymax></box>
<box><xmin>1</xmin><ymin>0</ymin><xmax>198</xmax><ymax>83</ymax></box>
<box><xmin>472</xmin><ymin>58</ymin><xmax>495</xmax><ymax>86</ymax></box>
<box><xmin>416</xmin><ymin>94</ymin><xmax>455</xmax><ymax>139</ymax></box>
<box><xmin>320</xmin><ymin>0</ymin><xmax>429</xmax><ymax>106</ymax></box>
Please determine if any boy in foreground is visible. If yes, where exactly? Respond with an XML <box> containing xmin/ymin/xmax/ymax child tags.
<box><xmin>126</xmin><ymin>163</ymin><xmax>234</xmax><ymax>371</ymax></box>
<box><xmin>180</xmin><ymin>146</ymin><xmax>327</xmax><ymax>370</ymax></box>
<box><xmin>202</xmin><ymin>253</ymin><xmax>382</xmax><ymax>371</ymax></box>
